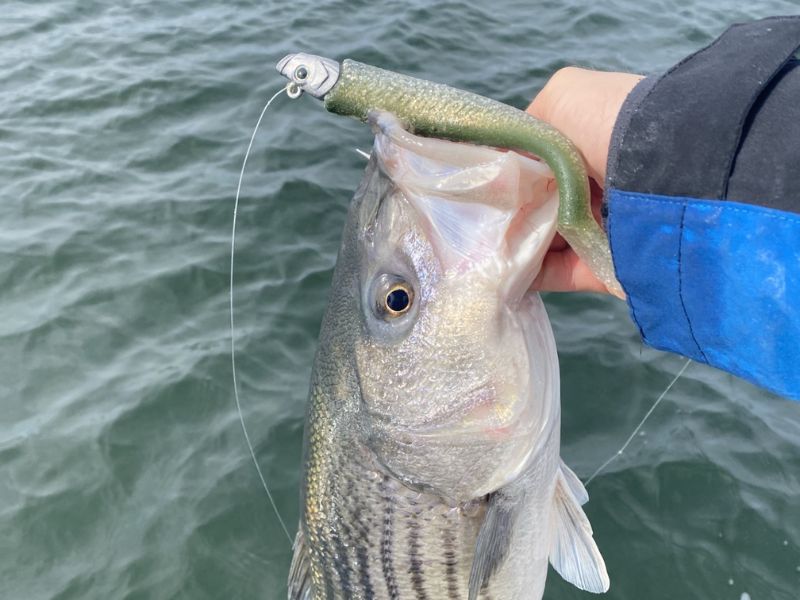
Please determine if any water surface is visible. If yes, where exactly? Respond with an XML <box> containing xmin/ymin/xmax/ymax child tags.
<box><xmin>2</xmin><ymin>1</ymin><xmax>799</xmax><ymax>599</ymax></box>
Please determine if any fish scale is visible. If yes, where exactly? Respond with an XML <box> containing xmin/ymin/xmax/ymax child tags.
<box><xmin>302</xmin><ymin>426</ymin><xmax>490</xmax><ymax>599</ymax></box>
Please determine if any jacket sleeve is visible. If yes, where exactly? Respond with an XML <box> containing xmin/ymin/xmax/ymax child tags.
<box><xmin>604</xmin><ymin>16</ymin><xmax>800</xmax><ymax>400</ymax></box>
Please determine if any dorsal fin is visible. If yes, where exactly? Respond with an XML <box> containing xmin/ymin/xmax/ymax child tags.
<box><xmin>288</xmin><ymin>526</ymin><xmax>314</xmax><ymax>600</ymax></box>
<box><xmin>549</xmin><ymin>466</ymin><xmax>609</xmax><ymax>593</ymax></box>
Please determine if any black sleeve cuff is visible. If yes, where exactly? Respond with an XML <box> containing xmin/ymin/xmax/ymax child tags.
<box><xmin>605</xmin><ymin>15</ymin><xmax>800</xmax><ymax>210</ymax></box>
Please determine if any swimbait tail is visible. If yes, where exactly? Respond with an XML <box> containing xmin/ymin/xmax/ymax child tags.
<box><xmin>276</xmin><ymin>53</ymin><xmax>622</xmax><ymax>296</ymax></box>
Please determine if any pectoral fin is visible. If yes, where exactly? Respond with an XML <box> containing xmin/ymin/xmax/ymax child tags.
<box><xmin>288</xmin><ymin>526</ymin><xmax>314</xmax><ymax>600</ymax></box>
<box><xmin>468</xmin><ymin>491</ymin><xmax>517</xmax><ymax>600</ymax></box>
<box><xmin>549</xmin><ymin>465</ymin><xmax>610</xmax><ymax>593</ymax></box>
<box><xmin>559</xmin><ymin>460</ymin><xmax>589</xmax><ymax>505</ymax></box>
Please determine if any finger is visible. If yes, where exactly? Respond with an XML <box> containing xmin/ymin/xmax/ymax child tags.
<box><xmin>533</xmin><ymin>248</ymin><xmax>611</xmax><ymax>294</ymax></box>
<box><xmin>527</xmin><ymin>68</ymin><xmax>643</xmax><ymax>182</ymax></box>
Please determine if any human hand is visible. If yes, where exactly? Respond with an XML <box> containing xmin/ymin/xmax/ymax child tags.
<box><xmin>527</xmin><ymin>67</ymin><xmax>643</xmax><ymax>297</ymax></box>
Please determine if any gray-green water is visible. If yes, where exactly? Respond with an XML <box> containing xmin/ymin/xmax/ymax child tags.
<box><xmin>3</xmin><ymin>1</ymin><xmax>800</xmax><ymax>599</ymax></box>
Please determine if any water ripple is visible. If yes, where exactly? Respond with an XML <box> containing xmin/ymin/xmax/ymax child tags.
<box><xmin>2</xmin><ymin>1</ymin><xmax>799</xmax><ymax>599</ymax></box>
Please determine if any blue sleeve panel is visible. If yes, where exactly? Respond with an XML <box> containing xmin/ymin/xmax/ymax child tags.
<box><xmin>608</xmin><ymin>190</ymin><xmax>800</xmax><ymax>401</ymax></box>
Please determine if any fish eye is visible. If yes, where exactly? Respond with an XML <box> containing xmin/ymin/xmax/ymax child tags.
<box><xmin>294</xmin><ymin>66</ymin><xmax>309</xmax><ymax>81</ymax></box>
<box><xmin>373</xmin><ymin>276</ymin><xmax>414</xmax><ymax>318</ymax></box>
<box><xmin>385</xmin><ymin>285</ymin><xmax>411</xmax><ymax>315</ymax></box>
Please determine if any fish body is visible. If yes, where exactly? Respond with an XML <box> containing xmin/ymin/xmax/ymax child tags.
<box><xmin>288</xmin><ymin>115</ymin><xmax>608</xmax><ymax>600</ymax></box>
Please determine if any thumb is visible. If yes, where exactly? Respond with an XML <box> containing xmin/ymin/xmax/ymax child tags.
<box><xmin>527</xmin><ymin>67</ymin><xmax>643</xmax><ymax>183</ymax></box>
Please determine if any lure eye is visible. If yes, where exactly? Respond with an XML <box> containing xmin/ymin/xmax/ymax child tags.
<box><xmin>294</xmin><ymin>66</ymin><xmax>309</xmax><ymax>81</ymax></box>
<box><xmin>373</xmin><ymin>276</ymin><xmax>414</xmax><ymax>319</ymax></box>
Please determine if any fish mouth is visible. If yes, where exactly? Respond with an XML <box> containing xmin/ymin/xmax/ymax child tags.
<box><xmin>371</xmin><ymin>111</ymin><xmax>558</xmax><ymax>299</ymax></box>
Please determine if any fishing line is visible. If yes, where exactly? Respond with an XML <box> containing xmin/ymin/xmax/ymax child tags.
<box><xmin>231</xmin><ymin>84</ymin><xmax>293</xmax><ymax>545</ymax></box>
<box><xmin>585</xmin><ymin>358</ymin><xmax>692</xmax><ymax>486</ymax></box>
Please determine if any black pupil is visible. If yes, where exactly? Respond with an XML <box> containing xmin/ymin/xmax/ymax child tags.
<box><xmin>386</xmin><ymin>288</ymin><xmax>409</xmax><ymax>313</ymax></box>
<box><xmin>296</xmin><ymin>66</ymin><xmax>308</xmax><ymax>80</ymax></box>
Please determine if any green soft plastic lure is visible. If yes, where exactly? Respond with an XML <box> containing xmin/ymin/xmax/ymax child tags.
<box><xmin>276</xmin><ymin>52</ymin><xmax>621</xmax><ymax>296</ymax></box>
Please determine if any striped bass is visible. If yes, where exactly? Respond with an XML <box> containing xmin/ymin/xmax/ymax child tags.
<box><xmin>286</xmin><ymin>110</ymin><xmax>609</xmax><ymax>600</ymax></box>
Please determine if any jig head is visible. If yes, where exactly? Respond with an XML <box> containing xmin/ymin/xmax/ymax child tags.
<box><xmin>276</xmin><ymin>53</ymin><xmax>340</xmax><ymax>100</ymax></box>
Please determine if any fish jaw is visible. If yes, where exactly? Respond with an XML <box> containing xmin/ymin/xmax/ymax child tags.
<box><xmin>358</xmin><ymin>291</ymin><xmax>560</xmax><ymax>502</ymax></box>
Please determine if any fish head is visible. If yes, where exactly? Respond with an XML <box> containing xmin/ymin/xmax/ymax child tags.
<box><xmin>350</xmin><ymin>112</ymin><xmax>561</xmax><ymax>502</ymax></box>
<box><xmin>276</xmin><ymin>53</ymin><xmax>340</xmax><ymax>99</ymax></box>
